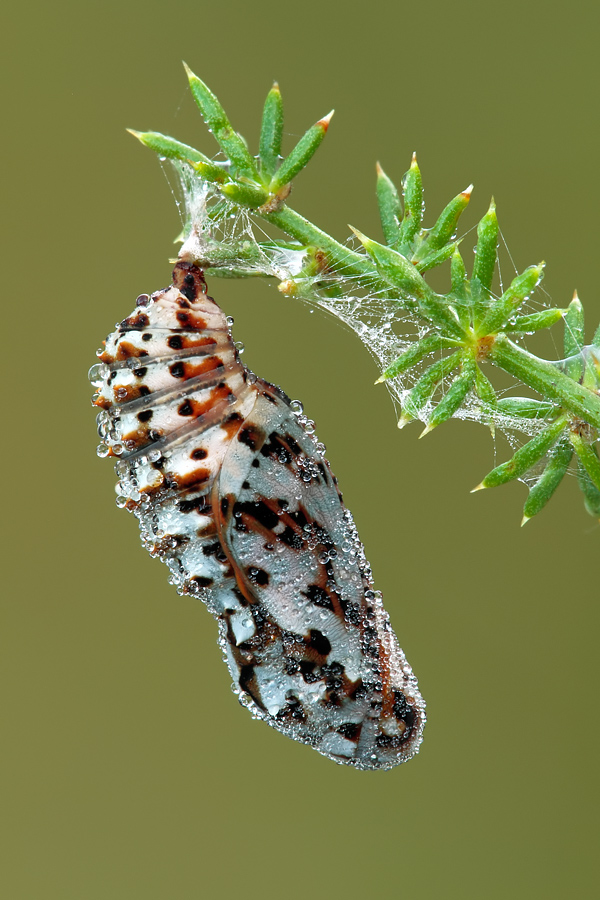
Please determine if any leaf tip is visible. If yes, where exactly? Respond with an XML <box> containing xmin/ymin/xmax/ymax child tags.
<box><xmin>318</xmin><ymin>110</ymin><xmax>334</xmax><ymax>131</ymax></box>
<box><xmin>397</xmin><ymin>414</ymin><xmax>412</xmax><ymax>429</ymax></box>
<box><xmin>462</xmin><ymin>184</ymin><xmax>474</xmax><ymax>199</ymax></box>
<box><xmin>470</xmin><ymin>482</ymin><xmax>486</xmax><ymax>493</ymax></box>
<box><xmin>419</xmin><ymin>423</ymin><xmax>435</xmax><ymax>438</ymax></box>
<box><xmin>520</xmin><ymin>514</ymin><xmax>531</xmax><ymax>527</ymax></box>
<box><xmin>349</xmin><ymin>225</ymin><xmax>369</xmax><ymax>247</ymax></box>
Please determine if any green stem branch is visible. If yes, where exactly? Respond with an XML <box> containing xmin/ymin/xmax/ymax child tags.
<box><xmin>489</xmin><ymin>335</ymin><xmax>600</xmax><ymax>429</ymax></box>
<box><xmin>262</xmin><ymin>205</ymin><xmax>375</xmax><ymax>279</ymax></box>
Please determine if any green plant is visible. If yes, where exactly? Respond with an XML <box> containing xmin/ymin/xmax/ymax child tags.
<box><xmin>129</xmin><ymin>64</ymin><xmax>600</xmax><ymax>524</ymax></box>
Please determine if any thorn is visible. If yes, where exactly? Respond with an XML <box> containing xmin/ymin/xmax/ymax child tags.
<box><xmin>374</xmin><ymin>375</ymin><xmax>386</xmax><ymax>385</ymax></box>
<box><xmin>419</xmin><ymin>423</ymin><xmax>435</xmax><ymax>438</ymax></box>
<box><xmin>520</xmin><ymin>515</ymin><xmax>530</xmax><ymax>527</ymax></box>
<box><xmin>572</xmin><ymin>289</ymin><xmax>579</xmax><ymax>301</ymax></box>
<box><xmin>349</xmin><ymin>225</ymin><xmax>369</xmax><ymax>247</ymax></box>
<box><xmin>470</xmin><ymin>482</ymin><xmax>486</xmax><ymax>493</ymax></box>
<box><xmin>348</xmin><ymin>225</ymin><xmax>369</xmax><ymax>246</ymax></box>
<box><xmin>411</xmin><ymin>151</ymin><xmax>418</xmax><ymax>165</ymax></box>
<box><xmin>271</xmin><ymin>81</ymin><xmax>280</xmax><ymax>91</ymax></box>
<box><xmin>376</xmin><ymin>161</ymin><xmax>384</xmax><ymax>177</ymax></box>
<box><xmin>317</xmin><ymin>110</ymin><xmax>334</xmax><ymax>131</ymax></box>
<box><xmin>462</xmin><ymin>184</ymin><xmax>473</xmax><ymax>199</ymax></box>
<box><xmin>126</xmin><ymin>128</ymin><xmax>143</xmax><ymax>141</ymax></box>
<box><xmin>397</xmin><ymin>414</ymin><xmax>412</xmax><ymax>429</ymax></box>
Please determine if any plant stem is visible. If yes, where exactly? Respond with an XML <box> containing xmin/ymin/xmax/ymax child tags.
<box><xmin>489</xmin><ymin>335</ymin><xmax>600</xmax><ymax>429</ymax></box>
<box><xmin>262</xmin><ymin>205</ymin><xmax>375</xmax><ymax>279</ymax></box>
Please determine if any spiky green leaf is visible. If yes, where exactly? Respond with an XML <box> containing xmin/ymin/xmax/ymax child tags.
<box><xmin>470</xmin><ymin>199</ymin><xmax>498</xmax><ymax>325</ymax></box>
<box><xmin>506</xmin><ymin>308</ymin><xmax>565</xmax><ymax>334</ymax></box>
<box><xmin>400</xmin><ymin>350</ymin><xmax>463</xmax><ymax>423</ymax></box>
<box><xmin>569</xmin><ymin>432</ymin><xmax>600</xmax><ymax>491</ymax></box>
<box><xmin>376</xmin><ymin>163</ymin><xmax>402</xmax><ymax>246</ymax></box>
<box><xmin>522</xmin><ymin>439</ymin><xmax>573</xmax><ymax>523</ymax></box>
<box><xmin>494</xmin><ymin>397</ymin><xmax>557</xmax><ymax>419</ymax></box>
<box><xmin>563</xmin><ymin>294</ymin><xmax>585</xmax><ymax>381</ymax></box>
<box><xmin>415</xmin><ymin>186</ymin><xmax>471</xmax><ymax>259</ymax></box>
<box><xmin>577</xmin><ymin>459</ymin><xmax>600</xmax><ymax>518</ymax></box>
<box><xmin>220</xmin><ymin>181</ymin><xmax>269</xmax><ymax>207</ymax></box>
<box><xmin>479</xmin><ymin>263</ymin><xmax>545</xmax><ymax>336</ymax></box>
<box><xmin>259</xmin><ymin>82</ymin><xmax>284</xmax><ymax>180</ymax></box>
<box><xmin>376</xmin><ymin>334</ymin><xmax>458</xmax><ymax>383</ymax></box>
<box><xmin>397</xmin><ymin>154</ymin><xmax>422</xmax><ymax>246</ymax></box>
<box><xmin>351</xmin><ymin>229</ymin><xmax>464</xmax><ymax>337</ymax></box>
<box><xmin>422</xmin><ymin>353</ymin><xmax>477</xmax><ymax>433</ymax></box>
<box><xmin>184</xmin><ymin>63</ymin><xmax>259</xmax><ymax>180</ymax></box>
<box><xmin>270</xmin><ymin>112</ymin><xmax>333</xmax><ymax>192</ymax></box>
<box><xmin>127</xmin><ymin>130</ymin><xmax>210</xmax><ymax>165</ymax></box>
<box><xmin>416</xmin><ymin>241</ymin><xmax>461</xmax><ymax>274</ymax></box>
<box><xmin>477</xmin><ymin>416</ymin><xmax>567</xmax><ymax>489</ymax></box>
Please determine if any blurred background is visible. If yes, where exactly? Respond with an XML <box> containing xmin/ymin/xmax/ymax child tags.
<box><xmin>1</xmin><ymin>1</ymin><xmax>598</xmax><ymax>897</ymax></box>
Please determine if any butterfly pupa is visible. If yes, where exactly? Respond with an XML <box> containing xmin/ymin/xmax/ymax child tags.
<box><xmin>91</xmin><ymin>259</ymin><xmax>425</xmax><ymax>770</ymax></box>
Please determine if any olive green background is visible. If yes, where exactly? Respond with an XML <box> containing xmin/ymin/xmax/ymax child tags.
<box><xmin>2</xmin><ymin>1</ymin><xmax>598</xmax><ymax>897</ymax></box>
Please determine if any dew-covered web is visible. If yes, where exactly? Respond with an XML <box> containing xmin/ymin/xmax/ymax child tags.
<box><xmin>165</xmin><ymin>161</ymin><xmax>583</xmax><ymax>488</ymax></box>
<box><xmin>165</xmin><ymin>160</ymin><xmax>308</xmax><ymax>281</ymax></box>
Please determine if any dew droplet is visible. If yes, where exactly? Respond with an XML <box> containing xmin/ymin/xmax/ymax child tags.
<box><xmin>88</xmin><ymin>363</ymin><xmax>108</xmax><ymax>385</ymax></box>
<box><xmin>226</xmin><ymin>316</ymin><xmax>235</xmax><ymax>326</ymax></box>
<box><xmin>290</xmin><ymin>400</ymin><xmax>304</xmax><ymax>415</ymax></box>
<box><xmin>96</xmin><ymin>443</ymin><xmax>110</xmax><ymax>458</ymax></box>
<box><xmin>234</xmin><ymin>341</ymin><xmax>245</xmax><ymax>354</ymax></box>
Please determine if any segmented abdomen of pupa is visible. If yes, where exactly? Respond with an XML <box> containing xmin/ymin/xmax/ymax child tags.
<box><xmin>91</xmin><ymin>260</ymin><xmax>425</xmax><ymax>770</ymax></box>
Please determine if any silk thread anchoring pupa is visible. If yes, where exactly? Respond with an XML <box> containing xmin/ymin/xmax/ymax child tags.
<box><xmin>90</xmin><ymin>259</ymin><xmax>425</xmax><ymax>769</ymax></box>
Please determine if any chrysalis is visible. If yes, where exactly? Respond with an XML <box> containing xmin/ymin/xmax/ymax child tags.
<box><xmin>91</xmin><ymin>259</ymin><xmax>425</xmax><ymax>769</ymax></box>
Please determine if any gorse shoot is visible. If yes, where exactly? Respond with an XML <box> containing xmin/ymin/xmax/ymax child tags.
<box><xmin>129</xmin><ymin>64</ymin><xmax>600</xmax><ymax>524</ymax></box>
